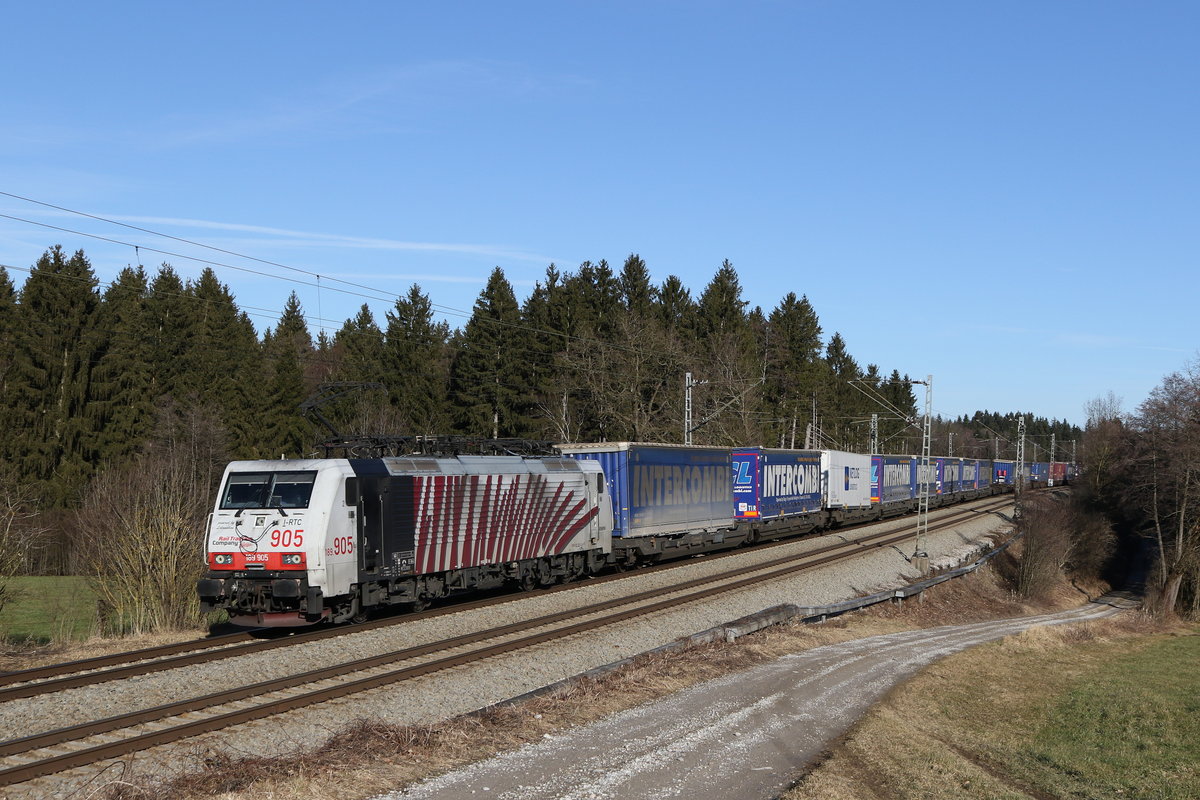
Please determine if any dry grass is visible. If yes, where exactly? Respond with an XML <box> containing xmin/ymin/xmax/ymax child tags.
<box><xmin>0</xmin><ymin>629</ymin><xmax>203</xmax><ymax>672</ymax></box>
<box><xmin>784</xmin><ymin>612</ymin><xmax>1185</xmax><ymax>800</ymax></box>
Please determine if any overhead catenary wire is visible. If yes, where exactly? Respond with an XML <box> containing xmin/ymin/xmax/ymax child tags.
<box><xmin>0</xmin><ymin>208</ymin><xmax>672</xmax><ymax>363</ymax></box>
<box><xmin>0</xmin><ymin>261</ymin><xmax>705</xmax><ymax>395</ymax></box>
<box><xmin>3</xmin><ymin>192</ymin><xmax>1077</xmax><ymax>440</ymax></box>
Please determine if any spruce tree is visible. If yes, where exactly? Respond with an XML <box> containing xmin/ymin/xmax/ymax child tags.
<box><xmin>822</xmin><ymin>332</ymin><xmax>864</xmax><ymax>449</ymax></box>
<box><xmin>0</xmin><ymin>266</ymin><xmax>16</xmax><ymax>434</ymax></box>
<box><xmin>144</xmin><ymin>266</ymin><xmax>195</xmax><ymax>403</ymax></box>
<box><xmin>260</xmin><ymin>293</ymin><xmax>315</xmax><ymax>457</ymax></box>
<box><xmin>6</xmin><ymin>246</ymin><xmax>102</xmax><ymax>505</ymax></box>
<box><xmin>385</xmin><ymin>285</ymin><xmax>451</xmax><ymax>435</ymax></box>
<box><xmin>449</xmin><ymin>268</ymin><xmax>528</xmax><ymax>438</ymax></box>
<box><xmin>695</xmin><ymin>259</ymin><xmax>750</xmax><ymax>342</ymax></box>
<box><xmin>92</xmin><ymin>266</ymin><xmax>154</xmax><ymax>464</ymax></box>
<box><xmin>618</xmin><ymin>253</ymin><xmax>656</xmax><ymax>317</ymax></box>
<box><xmin>764</xmin><ymin>292</ymin><xmax>824</xmax><ymax>447</ymax></box>
<box><xmin>334</xmin><ymin>304</ymin><xmax>386</xmax><ymax>383</ymax></box>
<box><xmin>657</xmin><ymin>275</ymin><xmax>695</xmax><ymax>334</ymax></box>
<box><xmin>184</xmin><ymin>268</ymin><xmax>260</xmax><ymax>456</ymax></box>
<box><xmin>692</xmin><ymin>261</ymin><xmax>760</xmax><ymax>445</ymax></box>
<box><xmin>564</xmin><ymin>260</ymin><xmax>623</xmax><ymax>341</ymax></box>
<box><xmin>521</xmin><ymin>266</ymin><xmax>581</xmax><ymax>441</ymax></box>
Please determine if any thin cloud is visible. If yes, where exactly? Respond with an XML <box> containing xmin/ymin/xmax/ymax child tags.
<box><xmin>4</xmin><ymin>204</ymin><xmax>561</xmax><ymax>268</ymax></box>
<box><xmin>111</xmin><ymin>215</ymin><xmax>559</xmax><ymax>263</ymax></box>
<box><xmin>159</xmin><ymin>60</ymin><xmax>589</xmax><ymax>147</ymax></box>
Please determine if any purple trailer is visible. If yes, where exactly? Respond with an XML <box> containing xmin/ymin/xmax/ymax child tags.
<box><xmin>873</xmin><ymin>455</ymin><xmax>916</xmax><ymax>511</ymax></box>
<box><xmin>732</xmin><ymin>448</ymin><xmax>824</xmax><ymax>522</ymax></box>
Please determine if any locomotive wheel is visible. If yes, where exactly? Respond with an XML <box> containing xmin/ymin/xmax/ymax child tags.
<box><xmin>519</xmin><ymin>571</ymin><xmax>538</xmax><ymax>592</ymax></box>
<box><xmin>410</xmin><ymin>596</ymin><xmax>430</xmax><ymax>612</ymax></box>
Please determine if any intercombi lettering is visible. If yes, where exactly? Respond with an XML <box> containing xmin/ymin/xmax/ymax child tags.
<box><xmin>634</xmin><ymin>465</ymin><xmax>727</xmax><ymax>506</ymax></box>
<box><xmin>764</xmin><ymin>463</ymin><xmax>821</xmax><ymax>497</ymax></box>
<box><xmin>883</xmin><ymin>464</ymin><xmax>909</xmax><ymax>487</ymax></box>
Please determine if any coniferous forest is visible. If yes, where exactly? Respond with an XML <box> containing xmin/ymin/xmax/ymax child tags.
<box><xmin>0</xmin><ymin>246</ymin><xmax>1080</xmax><ymax>612</ymax></box>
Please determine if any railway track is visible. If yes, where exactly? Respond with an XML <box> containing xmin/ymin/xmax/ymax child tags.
<box><xmin>0</xmin><ymin>496</ymin><xmax>1013</xmax><ymax>790</ymax></box>
<box><xmin>0</xmin><ymin>494</ymin><xmax>1013</xmax><ymax>697</ymax></box>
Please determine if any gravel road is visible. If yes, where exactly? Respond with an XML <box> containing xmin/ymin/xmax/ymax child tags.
<box><xmin>384</xmin><ymin>597</ymin><xmax>1133</xmax><ymax>800</ymax></box>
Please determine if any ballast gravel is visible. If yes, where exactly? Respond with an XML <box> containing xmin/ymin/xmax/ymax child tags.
<box><xmin>8</xmin><ymin>500</ymin><xmax>1013</xmax><ymax>797</ymax></box>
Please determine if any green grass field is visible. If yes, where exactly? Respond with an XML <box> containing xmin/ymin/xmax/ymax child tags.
<box><xmin>0</xmin><ymin>576</ymin><xmax>99</xmax><ymax>643</ymax></box>
<box><xmin>1015</xmin><ymin>632</ymin><xmax>1200</xmax><ymax>798</ymax></box>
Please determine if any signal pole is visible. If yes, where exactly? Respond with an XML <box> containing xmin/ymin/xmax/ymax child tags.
<box><xmin>1015</xmin><ymin>416</ymin><xmax>1027</xmax><ymax>500</ymax></box>
<box><xmin>870</xmin><ymin>413</ymin><xmax>879</xmax><ymax>455</ymax></box>
<box><xmin>684</xmin><ymin>372</ymin><xmax>707</xmax><ymax>445</ymax></box>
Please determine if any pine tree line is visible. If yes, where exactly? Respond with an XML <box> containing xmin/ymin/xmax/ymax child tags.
<box><xmin>1</xmin><ymin>245</ymin><xmax>1079</xmax><ymax>514</ymax></box>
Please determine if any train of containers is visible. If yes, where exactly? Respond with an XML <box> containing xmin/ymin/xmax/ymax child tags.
<box><xmin>198</xmin><ymin>444</ymin><xmax>1071</xmax><ymax>623</ymax></box>
<box><xmin>557</xmin><ymin>443</ymin><xmax>1053</xmax><ymax>557</ymax></box>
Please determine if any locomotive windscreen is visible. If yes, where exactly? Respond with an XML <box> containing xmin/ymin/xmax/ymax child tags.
<box><xmin>220</xmin><ymin>471</ymin><xmax>318</xmax><ymax>509</ymax></box>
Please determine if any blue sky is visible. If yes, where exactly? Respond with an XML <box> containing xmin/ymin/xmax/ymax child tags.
<box><xmin>2</xmin><ymin>1</ymin><xmax>1196</xmax><ymax>426</ymax></box>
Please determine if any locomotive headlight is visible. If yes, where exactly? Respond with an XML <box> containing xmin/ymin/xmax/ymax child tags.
<box><xmin>213</xmin><ymin>553</ymin><xmax>234</xmax><ymax>565</ymax></box>
<box><xmin>282</xmin><ymin>553</ymin><xmax>304</xmax><ymax>565</ymax></box>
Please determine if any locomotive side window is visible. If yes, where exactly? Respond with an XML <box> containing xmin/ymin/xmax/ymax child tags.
<box><xmin>220</xmin><ymin>471</ymin><xmax>318</xmax><ymax>509</ymax></box>
<box><xmin>344</xmin><ymin>477</ymin><xmax>359</xmax><ymax>506</ymax></box>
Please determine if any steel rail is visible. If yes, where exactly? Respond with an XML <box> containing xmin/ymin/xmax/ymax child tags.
<box><xmin>0</xmin><ymin>497</ymin><xmax>1012</xmax><ymax>787</ymax></box>
<box><xmin>0</xmin><ymin>495</ymin><xmax>1010</xmax><ymax>698</ymax></box>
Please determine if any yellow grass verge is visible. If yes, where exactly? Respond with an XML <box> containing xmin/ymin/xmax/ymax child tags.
<box><xmin>782</xmin><ymin>612</ymin><xmax>1182</xmax><ymax>800</ymax></box>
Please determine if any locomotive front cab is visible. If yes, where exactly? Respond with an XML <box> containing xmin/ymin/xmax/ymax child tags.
<box><xmin>198</xmin><ymin>460</ymin><xmax>349</xmax><ymax>626</ymax></box>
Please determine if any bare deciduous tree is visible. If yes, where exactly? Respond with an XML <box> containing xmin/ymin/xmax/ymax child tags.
<box><xmin>1016</xmin><ymin>494</ymin><xmax>1075</xmax><ymax>599</ymax></box>
<box><xmin>0</xmin><ymin>470</ymin><xmax>49</xmax><ymax>615</ymax></box>
<box><xmin>1081</xmin><ymin>391</ymin><xmax>1125</xmax><ymax>501</ymax></box>
<box><xmin>1124</xmin><ymin>363</ymin><xmax>1200</xmax><ymax>615</ymax></box>
<box><xmin>77</xmin><ymin>407</ymin><xmax>227</xmax><ymax>634</ymax></box>
<box><xmin>1016</xmin><ymin>491</ymin><xmax>1117</xmax><ymax>599</ymax></box>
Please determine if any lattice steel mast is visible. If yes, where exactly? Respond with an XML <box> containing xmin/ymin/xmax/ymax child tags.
<box><xmin>913</xmin><ymin>374</ymin><xmax>933</xmax><ymax>573</ymax></box>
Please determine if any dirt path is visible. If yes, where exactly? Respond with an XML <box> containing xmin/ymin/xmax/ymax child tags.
<box><xmin>381</xmin><ymin>597</ymin><xmax>1134</xmax><ymax>800</ymax></box>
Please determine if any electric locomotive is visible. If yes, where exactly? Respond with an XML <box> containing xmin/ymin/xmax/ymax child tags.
<box><xmin>198</xmin><ymin>455</ymin><xmax>612</xmax><ymax>626</ymax></box>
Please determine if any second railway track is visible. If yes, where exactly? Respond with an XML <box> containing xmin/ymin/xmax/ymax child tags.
<box><xmin>0</xmin><ymin>495</ymin><xmax>1014</xmax><ymax>792</ymax></box>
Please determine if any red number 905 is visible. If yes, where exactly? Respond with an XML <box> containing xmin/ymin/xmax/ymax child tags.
<box><xmin>270</xmin><ymin>529</ymin><xmax>304</xmax><ymax>547</ymax></box>
<box><xmin>331</xmin><ymin>536</ymin><xmax>354</xmax><ymax>555</ymax></box>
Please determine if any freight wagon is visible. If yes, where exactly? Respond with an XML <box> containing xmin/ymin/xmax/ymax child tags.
<box><xmin>557</xmin><ymin>442</ymin><xmax>735</xmax><ymax>562</ymax></box>
<box><xmin>872</xmin><ymin>455</ymin><xmax>917</xmax><ymax>515</ymax></box>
